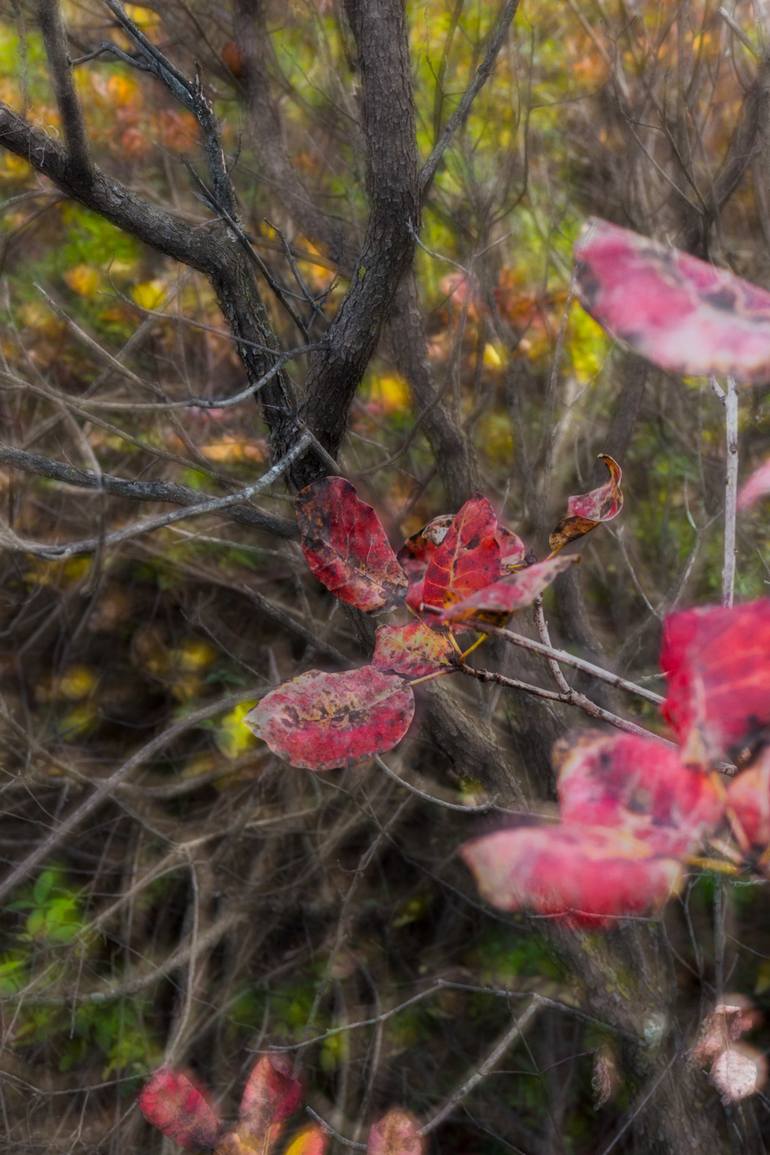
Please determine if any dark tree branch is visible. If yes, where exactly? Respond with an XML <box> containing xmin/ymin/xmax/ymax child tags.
<box><xmin>419</xmin><ymin>0</ymin><xmax>521</xmax><ymax>200</ymax></box>
<box><xmin>0</xmin><ymin>446</ymin><xmax>297</xmax><ymax>539</ymax></box>
<box><xmin>38</xmin><ymin>0</ymin><xmax>92</xmax><ymax>181</ymax></box>
<box><xmin>295</xmin><ymin>0</ymin><xmax>420</xmax><ymax>481</ymax></box>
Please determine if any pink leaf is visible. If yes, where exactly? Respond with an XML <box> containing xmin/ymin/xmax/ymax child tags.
<box><xmin>372</xmin><ymin>621</ymin><xmax>456</xmax><ymax>678</ymax></box>
<box><xmin>422</xmin><ymin>496</ymin><xmax>501</xmax><ymax>613</ymax></box>
<box><xmin>549</xmin><ymin>455</ymin><xmax>623</xmax><ymax>554</ymax></box>
<box><xmin>439</xmin><ymin>556</ymin><xmax>577</xmax><ymax>624</ymax></box>
<box><xmin>245</xmin><ymin>667</ymin><xmax>415</xmax><ymax>771</ymax></box>
<box><xmin>710</xmin><ymin>1045</ymin><xmax>768</xmax><ymax>1104</ymax></box>
<box><xmin>139</xmin><ymin>1068</ymin><xmax>221</xmax><ymax>1151</ymax></box>
<box><xmin>574</xmin><ymin>217</ymin><xmax>770</xmax><ymax>382</ymax></box>
<box><xmin>460</xmin><ymin>823</ymin><xmax>682</xmax><ymax>928</ymax></box>
<box><xmin>237</xmin><ymin>1056</ymin><xmax>302</xmax><ymax>1148</ymax></box>
<box><xmin>738</xmin><ymin>458</ymin><xmax>770</xmax><ymax>511</ymax></box>
<box><xmin>297</xmin><ymin>477</ymin><xmax>407</xmax><ymax>613</ymax></box>
<box><xmin>661</xmin><ymin>599</ymin><xmax>770</xmax><ymax>766</ymax></box>
<box><xmin>367</xmin><ymin>1109</ymin><xmax>424</xmax><ymax>1155</ymax></box>
<box><xmin>555</xmin><ymin>730</ymin><xmax>722</xmax><ymax>857</ymax></box>
<box><xmin>727</xmin><ymin>748</ymin><xmax>770</xmax><ymax>849</ymax></box>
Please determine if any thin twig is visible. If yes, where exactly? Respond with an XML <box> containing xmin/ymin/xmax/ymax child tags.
<box><xmin>0</xmin><ymin>432</ymin><xmax>312</xmax><ymax>558</ymax></box>
<box><xmin>420</xmin><ymin>997</ymin><xmax>541</xmax><ymax>1133</ymax></box>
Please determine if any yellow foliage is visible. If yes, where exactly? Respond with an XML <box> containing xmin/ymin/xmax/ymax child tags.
<box><xmin>172</xmin><ymin>639</ymin><xmax>217</xmax><ymax>672</ymax></box>
<box><xmin>107</xmin><ymin>72</ymin><xmax>141</xmax><ymax>109</ymax></box>
<box><xmin>124</xmin><ymin>4</ymin><xmax>161</xmax><ymax>30</ymax></box>
<box><xmin>130</xmin><ymin>280</ymin><xmax>166</xmax><ymax>311</ymax></box>
<box><xmin>201</xmin><ymin>436</ymin><xmax>268</xmax><ymax>464</ymax></box>
<box><xmin>64</xmin><ymin>264</ymin><xmax>102</xmax><ymax>298</ymax></box>
<box><xmin>215</xmin><ymin>701</ymin><xmax>258</xmax><ymax>760</ymax></box>
<box><xmin>57</xmin><ymin>665</ymin><xmax>98</xmax><ymax>701</ymax></box>
<box><xmin>0</xmin><ymin>152</ymin><xmax>31</xmax><ymax>181</ymax></box>
<box><xmin>369</xmin><ymin>372</ymin><xmax>411</xmax><ymax>414</ymax></box>
<box><xmin>482</xmin><ymin>342</ymin><xmax>507</xmax><ymax>370</ymax></box>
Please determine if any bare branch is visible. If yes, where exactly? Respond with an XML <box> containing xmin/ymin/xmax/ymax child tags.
<box><xmin>37</xmin><ymin>0</ymin><xmax>91</xmax><ymax>180</ymax></box>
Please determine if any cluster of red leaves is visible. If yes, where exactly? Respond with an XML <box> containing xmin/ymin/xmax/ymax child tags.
<box><xmin>461</xmin><ymin>218</ymin><xmax>770</xmax><ymax>929</ymax></box>
<box><xmin>246</xmin><ymin>468</ymin><xmax>621</xmax><ymax>771</ymax></box>
<box><xmin>138</xmin><ymin>1058</ymin><xmax>421</xmax><ymax>1155</ymax></box>
<box><xmin>462</xmin><ymin>598</ymin><xmax>770</xmax><ymax>926</ymax></box>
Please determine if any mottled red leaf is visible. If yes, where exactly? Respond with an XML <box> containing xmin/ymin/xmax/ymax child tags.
<box><xmin>549</xmin><ymin>455</ymin><xmax>623</xmax><ymax>554</ymax></box>
<box><xmin>738</xmin><ymin>459</ymin><xmax>770</xmax><ymax>511</ymax></box>
<box><xmin>367</xmin><ymin>1109</ymin><xmax>424</xmax><ymax>1155</ymax></box>
<box><xmin>439</xmin><ymin>556</ymin><xmax>577</xmax><ymax>625</ymax></box>
<box><xmin>661</xmin><ymin>599</ymin><xmax>770</xmax><ymax>766</ymax></box>
<box><xmin>398</xmin><ymin>514</ymin><xmax>454</xmax><ymax>614</ymax></box>
<box><xmin>574</xmin><ymin>217</ymin><xmax>770</xmax><ymax>382</ymax></box>
<box><xmin>727</xmin><ymin>748</ymin><xmax>770</xmax><ymax>849</ymax></box>
<box><xmin>237</xmin><ymin>1055</ymin><xmax>302</xmax><ymax>1148</ymax></box>
<box><xmin>297</xmin><ymin>477</ymin><xmax>407</xmax><ymax>613</ymax></box>
<box><xmin>460</xmin><ymin>823</ymin><xmax>682</xmax><ymax>928</ymax></box>
<box><xmin>373</xmin><ymin>622</ymin><xmax>456</xmax><ymax>678</ymax></box>
<box><xmin>139</xmin><ymin>1068</ymin><xmax>221</xmax><ymax>1151</ymax></box>
<box><xmin>555</xmin><ymin>730</ymin><xmax>722</xmax><ymax>856</ymax></box>
<box><xmin>422</xmin><ymin>496</ymin><xmax>501</xmax><ymax>613</ymax></box>
<box><xmin>245</xmin><ymin>667</ymin><xmax>415</xmax><ymax>771</ymax></box>
<box><xmin>397</xmin><ymin>514</ymin><xmax>454</xmax><ymax>580</ymax></box>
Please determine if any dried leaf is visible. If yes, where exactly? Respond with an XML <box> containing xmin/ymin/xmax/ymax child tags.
<box><xmin>372</xmin><ymin>622</ymin><xmax>456</xmax><ymax>678</ymax></box>
<box><xmin>691</xmin><ymin>996</ymin><xmax>762</xmax><ymax>1066</ymax></box>
<box><xmin>422</xmin><ymin>497</ymin><xmax>501</xmax><ymax>613</ymax></box>
<box><xmin>460</xmin><ymin>823</ymin><xmax>682</xmax><ymax>928</ymax></box>
<box><xmin>574</xmin><ymin>217</ymin><xmax>770</xmax><ymax>382</ymax></box>
<box><xmin>497</xmin><ymin>524</ymin><xmax>528</xmax><ymax>569</ymax></box>
<box><xmin>245</xmin><ymin>668</ymin><xmax>415</xmax><ymax>771</ymax></box>
<box><xmin>549</xmin><ymin>455</ymin><xmax>623</xmax><ymax>554</ymax></box>
<box><xmin>284</xmin><ymin>1125</ymin><xmax>329</xmax><ymax>1155</ymax></box>
<box><xmin>710</xmin><ymin>1045</ymin><xmax>768</xmax><ymax>1104</ymax></box>
<box><xmin>367</xmin><ymin>1109</ymin><xmax>424</xmax><ymax>1155</ymax></box>
<box><xmin>139</xmin><ymin>1068</ymin><xmax>221</xmax><ymax>1151</ymax></box>
<box><xmin>738</xmin><ymin>459</ymin><xmax>770</xmax><ymax>511</ymax></box>
<box><xmin>297</xmin><ymin>477</ymin><xmax>407</xmax><ymax>613</ymax></box>
<box><xmin>439</xmin><ymin>556</ymin><xmax>577</xmax><ymax>625</ymax></box>
<box><xmin>238</xmin><ymin>1056</ymin><xmax>302</xmax><ymax>1147</ymax></box>
<box><xmin>556</xmin><ymin>730</ymin><xmax>723</xmax><ymax>856</ymax></box>
<box><xmin>661</xmin><ymin>599</ymin><xmax>770</xmax><ymax>766</ymax></box>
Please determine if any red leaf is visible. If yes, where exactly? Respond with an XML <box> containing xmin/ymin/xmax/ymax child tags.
<box><xmin>460</xmin><ymin>823</ymin><xmax>682</xmax><ymax>928</ymax></box>
<box><xmin>139</xmin><ymin>1068</ymin><xmax>221</xmax><ymax>1151</ymax></box>
<box><xmin>422</xmin><ymin>496</ymin><xmax>501</xmax><ymax>613</ymax></box>
<box><xmin>373</xmin><ymin>622</ymin><xmax>456</xmax><ymax>678</ymax></box>
<box><xmin>549</xmin><ymin>455</ymin><xmax>623</xmax><ymax>554</ymax></box>
<box><xmin>237</xmin><ymin>1056</ymin><xmax>302</xmax><ymax>1148</ymax></box>
<box><xmin>738</xmin><ymin>458</ymin><xmax>770</xmax><ymax>511</ymax></box>
<box><xmin>398</xmin><ymin>514</ymin><xmax>454</xmax><ymax>614</ymax></box>
<box><xmin>574</xmin><ymin>217</ymin><xmax>770</xmax><ymax>382</ymax></box>
<box><xmin>397</xmin><ymin>514</ymin><xmax>454</xmax><ymax>581</ymax></box>
<box><xmin>439</xmin><ymin>556</ymin><xmax>577</xmax><ymax>625</ymax></box>
<box><xmin>297</xmin><ymin>477</ymin><xmax>407</xmax><ymax>613</ymax></box>
<box><xmin>367</xmin><ymin>1109</ymin><xmax>424</xmax><ymax>1155</ymax></box>
<box><xmin>661</xmin><ymin>599</ymin><xmax>770</xmax><ymax>766</ymax></box>
<box><xmin>555</xmin><ymin>730</ymin><xmax>722</xmax><ymax>857</ymax></box>
<box><xmin>727</xmin><ymin>748</ymin><xmax>770</xmax><ymax>849</ymax></box>
<box><xmin>245</xmin><ymin>667</ymin><xmax>415</xmax><ymax>771</ymax></box>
